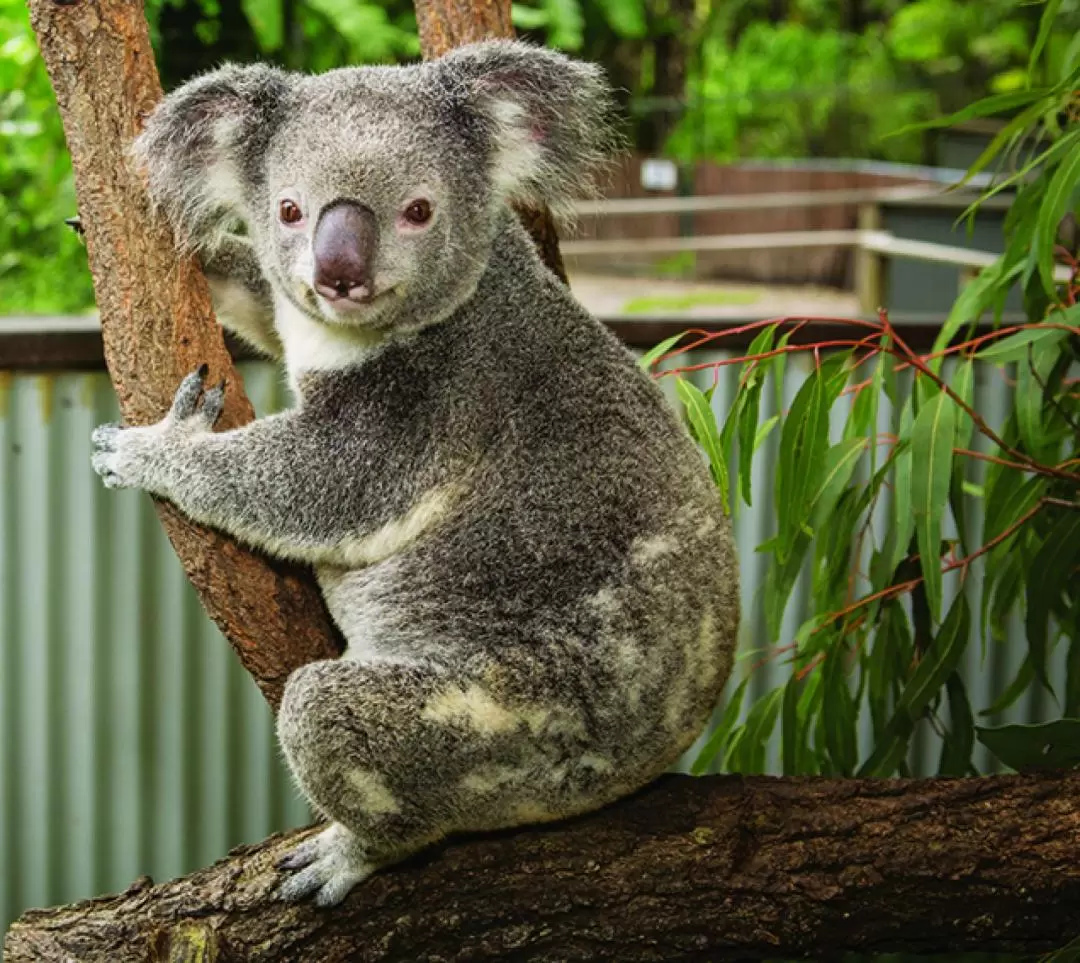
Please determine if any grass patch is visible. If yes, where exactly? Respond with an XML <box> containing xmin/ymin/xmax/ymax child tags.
<box><xmin>622</xmin><ymin>289</ymin><xmax>762</xmax><ymax>314</ymax></box>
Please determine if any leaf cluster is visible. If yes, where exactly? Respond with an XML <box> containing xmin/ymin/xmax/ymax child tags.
<box><xmin>656</xmin><ymin>0</ymin><xmax>1080</xmax><ymax>778</ymax></box>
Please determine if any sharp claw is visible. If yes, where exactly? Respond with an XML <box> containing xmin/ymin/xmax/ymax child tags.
<box><xmin>277</xmin><ymin>866</ymin><xmax>323</xmax><ymax>903</ymax></box>
<box><xmin>199</xmin><ymin>381</ymin><xmax>226</xmax><ymax>426</ymax></box>
<box><xmin>277</xmin><ymin>843</ymin><xmax>318</xmax><ymax>872</ymax></box>
<box><xmin>172</xmin><ymin>369</ymin><xmax>207</xmax><ymax>420</ymax></box>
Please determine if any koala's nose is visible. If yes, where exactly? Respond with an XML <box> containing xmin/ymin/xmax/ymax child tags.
<box><xmin>312</xmin><ymin>201</ymin><xmax>378</xmax><ymax>303</ymax></box>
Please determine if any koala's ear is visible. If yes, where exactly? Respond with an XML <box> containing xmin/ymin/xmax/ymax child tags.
<box><xmin>132</xmin><ymin>64</ymin><xmax>292</xmax><ymax>250</ymax></box>
<box><xmin>438</xmin><ymin>41</ymin><xmax>619</xmax><ymax>218</ymax></box>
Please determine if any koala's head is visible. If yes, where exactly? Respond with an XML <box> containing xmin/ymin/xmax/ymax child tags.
<box><xmin>134</xmin><ymin>42</ymin><xmax>616</xmax><ymax>334</ymax></box>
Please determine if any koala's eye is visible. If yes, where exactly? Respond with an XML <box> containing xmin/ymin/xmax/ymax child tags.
<box><xmin>402</xmin><ymin>199</ymin><xmax>433</xmax><ymax>227</ymax></box>
<box><xmin>279</xmin><ymin>199</ymin><xmax>304</xmax><ymax>225</ymax></box>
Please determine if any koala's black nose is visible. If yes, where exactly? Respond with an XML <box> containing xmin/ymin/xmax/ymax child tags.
<box><xmin>312</xmin><ymin>201</ymin><xmax>378</xmax><ymax>303</ymax></box>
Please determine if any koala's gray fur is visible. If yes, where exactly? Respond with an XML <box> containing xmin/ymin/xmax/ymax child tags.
<box><xmin>94</xmin><ymin>41</ymin><xmax>739</xmax><ymax>907</ymax></box>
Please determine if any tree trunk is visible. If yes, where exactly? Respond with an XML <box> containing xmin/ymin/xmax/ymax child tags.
<box><xmin>26</xmin><ymin>0</ymin><xmax>344</xmax><ymax>708</ymax></box>
<box><xmin>7</xmin><ymin>771</ymin><xmax>1080</xmax><ymax>961</ymax></box>
<box><xmin>413</xmin><ymin>0</ymin><xmax>568</xmax><ymax>282</ymax></box>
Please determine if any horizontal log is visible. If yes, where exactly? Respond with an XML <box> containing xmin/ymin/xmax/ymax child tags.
<box><xmin>6</xmin><ymin>771</ymin><xmax>1080</xmax><ymax>962</ymax></box>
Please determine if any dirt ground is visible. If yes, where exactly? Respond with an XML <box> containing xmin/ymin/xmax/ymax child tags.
<box><xmin>567</xmin><ymin>271</ymin><xmax>860</xmax><ymax>319</ymax></box>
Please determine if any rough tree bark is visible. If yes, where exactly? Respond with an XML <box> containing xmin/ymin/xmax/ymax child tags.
<box><xmin>26</xmin><ymin>0</ymin><xmax>342</xmax><ymax>708</ymax></box>
<box><xmin>7</xmin><ymin>772</ymin><xmax>1080</xmax><ymax>961</ymax></box>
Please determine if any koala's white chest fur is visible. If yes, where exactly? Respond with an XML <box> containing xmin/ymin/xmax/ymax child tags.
<box><xmin>273</xmin><ymin>292</ymin><xmax>387</xmax><ymax>392</ymax></box>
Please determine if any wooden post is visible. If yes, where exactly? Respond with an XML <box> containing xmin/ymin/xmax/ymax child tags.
<box><xmin>855</xmin><ymin>202</ymin><xmax>884</xmax><ymax>315</ymax></box>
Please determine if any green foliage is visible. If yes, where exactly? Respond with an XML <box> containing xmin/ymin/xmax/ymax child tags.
<box><xmin>0</xmin><ymin>0</ymin><xmax>95</xmax><ymax>314</ymax></box>
<box><xmin>652</xmin><ymin>0</ymin><xmax>1080</xmax><ymax>779</ymax></box>
<box><xmin>666</xmin><ymin>0</ymin><xmax>1079</xmax><ymax>164</ymax></box>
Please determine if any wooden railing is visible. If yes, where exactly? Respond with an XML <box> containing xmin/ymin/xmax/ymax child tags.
<box><xmin>564</xmin><ymin>185</ymin><xmax>1052</xmax><ymax>313</ymax></box>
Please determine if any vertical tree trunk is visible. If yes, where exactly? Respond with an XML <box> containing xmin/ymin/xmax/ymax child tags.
<box><xmin>27</xmin><ymin>0</ymin><xmax>343</xmax><ymax>709</ymax></box>
<box><xmin>413</xmin><ymin>0</ymin><xmax>569</xmax><ymax>282</ymax></box>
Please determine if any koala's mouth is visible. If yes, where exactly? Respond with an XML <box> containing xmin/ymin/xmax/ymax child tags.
<box><xmin>285</xmin><ymin>276</ymin><xmax>397</xmax><ymax>326</ymax></box>
<box><xmin>316</xmin><ymin>285</ymin><xmax>397</xmax><ymax>317</ymax></box>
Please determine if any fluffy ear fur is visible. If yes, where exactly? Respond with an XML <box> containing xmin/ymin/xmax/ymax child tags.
<box><xmin>132</xmin><ymin>64</ymin><xmax>292</xmax><ymax>250</ymax></box>
<box><xmin>438</xmin><ymin>41</ymin><xmax>620</xmax><ymax>219</ymax></box>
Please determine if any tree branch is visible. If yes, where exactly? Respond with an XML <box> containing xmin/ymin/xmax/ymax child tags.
<box><xmin>27</xmin><ymin>0</ymin><xmax>343</xmax><ymax>708</ymax></box>
<box><xmin>7</xmin><ymin>772</ymin><xmax>1080</xmax><ymax>961</ymax></box>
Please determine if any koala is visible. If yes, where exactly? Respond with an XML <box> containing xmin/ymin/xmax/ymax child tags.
<box><xmin>91</xmin><ymin>41</ymin><xmax>740</xmax><ymax>907</ymax></box>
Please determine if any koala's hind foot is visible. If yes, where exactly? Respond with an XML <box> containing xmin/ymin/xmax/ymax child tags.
<box><xmin>275</xmin><ymin>657</ymin><xmax>597</xmax><ymax>906</ymax></box>
<box><xmin>277</xmin><ymin>822</ymin><xmax>375</xmax><ymax>907</ymax></box>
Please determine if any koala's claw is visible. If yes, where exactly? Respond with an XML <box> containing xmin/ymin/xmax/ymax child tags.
<box><xmin>170</xmin><ymin>367</ymin><xmax>225</xmax><ymax>428</ymax></box>
<box><xmin>199</xmin><ymin>380</ymin><xmax>227</xmax><ymax>427</ymax></box>
<box><xmin>277</xmin><ymin>837</ymin><xmax>321</xmax><ymax>872</ymax></box>
<box><xmin>276</xmin><ymin>826</ymin><xmax>373</xmax><ymax>907</ymax></box>
<box><xmin>171</xmin><ymin>368</ymin><xmax>208</xmax><ymax>421</ymax></box>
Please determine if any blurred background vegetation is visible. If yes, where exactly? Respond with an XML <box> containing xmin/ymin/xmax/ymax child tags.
<box><xmin>3</xmin><ymin>0</ymin><xmax>1080</xmax><ymax>314</ymax></box>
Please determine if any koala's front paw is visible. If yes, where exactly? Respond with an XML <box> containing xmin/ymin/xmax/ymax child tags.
<box><xmin>90</xmin><ymin>365</ymin><xmax>225</xmax><ymax>491</ymax></box>
<box><xmin>277</xmin><ymin>823</ymin><xmax>374</xmax><ymax>907</ymax></box>
<box><xmin>90</xmin><ymin>421</ymin><xmax>162</xmax><ymax>490</ymax></box>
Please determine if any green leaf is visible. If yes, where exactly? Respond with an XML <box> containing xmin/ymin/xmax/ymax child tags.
<box><xmin>775</xmin><ymin>354</ymin><xmax>850</xmax><ymax>561</ymax></box>
<box><xmin>727</xmin><ymin>686</ymin><xmax>784</xmax><ymax>774</ymax></box>
<box><xmin>1035</xmin><ymin>143</ymin><xmax>1080</xmax><ymax>295</ymax></box>
<box><xmin>1067</xmin><ymin>637</ymin><xmax>1080</xmax><ymax>717</ymax></box>
<box><xmin>980</xmin><ymin>657</ymin><xmax>1035</xmax><ymax>718</ymax></box>
<box><xmin>884</xmin><ymin>404</ymin><xmax>916</xmax><ymax>582</ymax></box>
<box><xmin>859</xmin><ymin>593</ymin><xmax>971</xmax><ymax>776</ymax></box>
<box><xmin>1026</xmin><ymin>511</ymin><xmax>1080</xmax><ymax>691</ymax></box>
<box><xmin>738</xmin><ymin>326</ymin><xmax>776</xmax><ymax>507</ymax></box>
<box><xmin>976</xmin><ymin>720</ymin><xmax>1080</xmax><ymax>772</ymax></box>
<box><xmin>976</xmin><ymin>324</ymin><xmax>1071</xmax><ymax>363</ymax></box>
<box><xmin>691</xmin><ymin>676</ymin><xmax>748</xmax><ymax>774</ymax></box>
<box><xmin>887</xmin><ymin>89</ymin><xmax>1051</xmax><ymax>139</ymax></box>
<box><xmin>868</xmin><ymin>602</ymin><xmax>911</xmax><ymax>741</ymax></box>
<box><xmin>900</xmin><ymin>592</ymin><xmax>970</xmax><ymax>715</ymax></box>
<box><xmin>1018</xmin><ymin>335</ymin><xmax>1068</xmax><ymax>461</ymax></box>
<box><xmin>540</xmin><ymin>0</ymin><xmax>584</xmax><ymax>49</ymax></box>
<box><xmin>1029</xmin><ymin>0</ymin><xmax>1064</xmax><ymax>79</ymax></box>
<box><xmin>931</xmin><ymin>260</ymin><xmax>1020</xmax><ymax>366</ymax></box>
<box><xmin>638</xmin><ymin>332</ymin><xmax>686</xmax><ymax>371</ymax></box>
<box><xmin>810</xmin><ymin>438</ymin><xmax>868</xmax><ymax>534</ymax></box>
<box><xmin>772</xmin><ymin>328</ymin><xmax>793</xmax><ymax>416</ymax></box>
<box><xmin>959</xmin><ymin>129</ymin><xmax>1080</xmax><ymax>223</ymax></box>
<box><xmin>910</xmin><ymin>389</ymin><xmax>958</xmax><ymax>622</ymax></box>
<box><xmin>754</xmin><ymin>414</ymin><xmax>780</xmax><ymax>452</ymax></box>
<box><xmin>983</xmin><ymin>470</ymin><xmax>1044</xmax><ymax>549</ymax></box>
<box><xmin>950</xmin><ymin>359</ymin><xmax>975</xmax><ymax>451</ymax></box>
<box><xmin>677</xmin><ymin>377</ymin><xmax>729</xmax><ymax>513</ymax></box>
<box><xmin>781</xmin><ymin>673</ymin><xmax>801</xmax><ymax>776</ymax></box>
<box><xmin>959</xmin><ymin>95</ymin><xmax>1067</xmax><ymax>191</ymax></box>
<box><xmin>762</xmin><ymin>437</ymin><xmax>867</xmax><ymax>642</ymax></box>
<box><xmin>938</xmin><ymin>673</ymin><xmax>974</xmax><ymax>776</ymax></box>
<box><xmin>822</xmin><ymin>645</ymin><xmax>858</xmax><ymax>776</ymax></box>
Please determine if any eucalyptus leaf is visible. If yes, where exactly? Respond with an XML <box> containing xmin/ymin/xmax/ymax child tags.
<box><xmin>977</xmin><ymin>720</ymin><xmax>1080</xmax><ymax>772</ymax></box>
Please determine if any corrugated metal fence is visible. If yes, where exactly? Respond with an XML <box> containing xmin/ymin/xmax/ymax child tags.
<box><xmin>0</xmin><ymin>347</ymin><xmax>1056</xmax><ymax>936</ymax></box>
